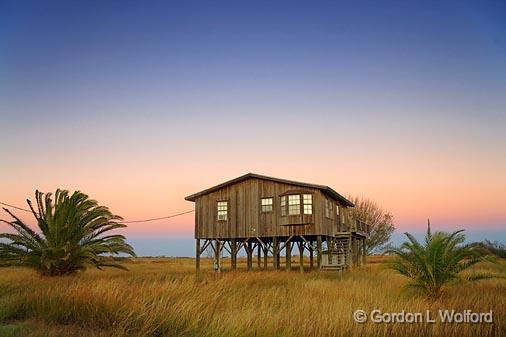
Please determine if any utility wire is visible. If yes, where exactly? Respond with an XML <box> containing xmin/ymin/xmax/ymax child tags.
<box><xmin>0</xmin><ymin>201</ymin><xmax>31</xmax><ymax>213</ymax></box>
<box><xmin>120</xmin><ymin>210</ymin><xmax>194</xmax><ymax>223</ymax></box>
<box><xmin>0</xmin><ymin>201</ymin><xmax>194</xmax><ymax>223</ymax></box>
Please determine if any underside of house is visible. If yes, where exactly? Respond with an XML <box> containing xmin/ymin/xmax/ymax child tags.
<box><xmin>185</xmin><ymin>173</ymin><xmax>369</xmax><ymax>272</ymax></box>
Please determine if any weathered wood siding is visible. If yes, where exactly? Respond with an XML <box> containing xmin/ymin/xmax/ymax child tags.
<box><xmin>194</xmin><ymin>178</ymin><xmax>351</xmax><ymax>239</ymax></box>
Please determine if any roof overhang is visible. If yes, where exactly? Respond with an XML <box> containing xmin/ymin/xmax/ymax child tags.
<box><xmin>184</xmin><ymin>173</ymin><xmax>354</xmax><ymax>207</ymax></box>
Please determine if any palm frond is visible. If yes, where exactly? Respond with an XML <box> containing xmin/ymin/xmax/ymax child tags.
<box><xmin>0</xmin><ymin>189</ymin><xmax>135</xmax><ymax>276</ymax></box>
<box><xmin>385</xmin><ymin>223</ymin><xmax>496</xmax><ymax>298</ymax></box>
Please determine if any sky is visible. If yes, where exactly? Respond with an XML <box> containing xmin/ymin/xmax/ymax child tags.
<box><xmin>1</xmin><ymin>0</ymin><xmax>505</xmax><ymax>256</ymax></box>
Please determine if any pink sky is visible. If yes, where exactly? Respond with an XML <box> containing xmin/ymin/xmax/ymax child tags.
<box><xmin>1</xmin><ymin>1</ymin><xmax>505</xmax><ymax>246</ymax></box>
<box><xmin>2</xmin><ymin>141</ymin><xmax>505</xmax><ymax>238</ymax></box>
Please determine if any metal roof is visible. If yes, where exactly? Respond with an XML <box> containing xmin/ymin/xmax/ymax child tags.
<box><xmin>184</xmin><ymin>173</ymin><xmax>354</xmax><ymax>207</ymax></box>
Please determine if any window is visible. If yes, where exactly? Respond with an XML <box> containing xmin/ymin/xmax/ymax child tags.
<box><xmin>261</xmin><ymin>197</ymin><xmax>273</xmax><ymax>212</ymax></box>
<box><xmin>336</xmin><ymin>205</ymin><xmax>340</xmax><ymax>216</ymax></box>
<box><xmin>303</xmin><ymin>194</ymin><xmax>312</xmax><ymax>214</ymax></box>
<box><xmin>217</xmin><ymin>201</ymin><xmax>228</xmax><ymax>221</ymax></box>
<box><xmin>288</xmin><ymin>195</ymin><xmax>300</xmax><ymax>215</ymax></box>
<box><xmin>280</xmin><ymin>196</ymin><xmax>287</xmax><ymax>216</ymax></box>
<box><xmin>324</xmin><ymin>198</ymin><xmax>333</xmax><ymax>218</ymax></box>
<box><xmin>280</xmin><ymin>193</ymin><xmax>313</xmax><ymax>216</ymax></box>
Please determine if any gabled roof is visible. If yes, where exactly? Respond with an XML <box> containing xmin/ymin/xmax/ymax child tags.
<box><xmin>184</xmin><ymin>173</ymin><xmax>354</xmax><ymax>207</ymax></box>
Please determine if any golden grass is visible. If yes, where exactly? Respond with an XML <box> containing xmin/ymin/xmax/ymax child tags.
<box><xmin>0</xmin><ymin>257</ymin><xmax>504</xmax><ymax>337</ymax></box>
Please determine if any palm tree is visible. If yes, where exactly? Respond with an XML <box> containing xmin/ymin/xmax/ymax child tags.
<box><xmin>386</xmin><ymin>221</ymin><xmax>492</xmax><ymax>298</ymax></box>
<box><xmin>0</xmin><ymin>189</ymin><xmax>135</xmax><ymax>276</ymax></box>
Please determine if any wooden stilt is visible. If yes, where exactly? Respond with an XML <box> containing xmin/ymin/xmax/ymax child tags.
<box><xmin>309</xmin><ymin>242</ymin><xmax>314</xmax><ymax>270</ymax></box>
<box><xmin>276</xmin><ymin>246</ymin><xmax>281</xmax><ymax>269</ymax></box>
<box><xmin>247</xmin><ymin>240</ymin><xmax>253</xmax><ymax>271</ymax></box>
<box><xmin>285</xmin><ymin>240</ymin><xmax>291</xmax><ymax>271</ymax></box>
<box><xmin>358</xmin><ymin>239</ymin><xmax>362</xmax><ymax>266</ymax></box>
<box><xmin>257</xmin><ymin>244</ymin><xmax>261</xmax><ymax>268</ymax></box>
<box><xmin>316</xmin><ymin>235</ymin><xmax>322</xmax><ymax>270</ymax></box>
<box><xmin>231</xmin><ymin>239</ymin><xmax>237</xmax><ymax>270</ymax></box>
<box><xmin>328</xmin><ymin>237</ymin><xmax>333</xmax><ymax>265</ymax></box>
<box><xmin>298</xmin><ymin>242</ymin><xmax>304</xmax><ymax>273</ymax></box>
<box><xmin>362</xmin><ymin>238</ymin><xmax>367</xmax><ymax>265</ymax></box>
<box><xmin>354</xmin><ymin>239</ymin><xmax>358</xmax><ymax>266</ymax></box>
<box><xmin>349</xmin><ymin>237</ymin><xmax>354</xmax><ymax>267</ymax></box>
<box><xmin>196</xmin><ymin>239</ymin><xmax>201</xmax><ymax>272</ymax></box>
<box><xmin>273</xmin><ymin>237</ymin><xmax>279</xmax><ymax>270</ymax></box>
<box><xmin>263</xmin><ymin>246</ymin><xmax>268</xmax><ymax>269</ymax></box>
<box><xmin>352</xmin><ymin>237</ymin><xmax>357</xmax><ymax>267</ymax></box>
<box><xmin>346</xmin><ymin>234</ymin><xmax>352</xmax><ymax>268</ymax></box>
<box><xmin>215</xmin><ymin>239</ymin><xmax>221</xmax><ymax>272</ymax></box>
<box><xmin>359</xmin><ymin>239</ymin><xmax>362</xmax><ymax>266</ymax></box>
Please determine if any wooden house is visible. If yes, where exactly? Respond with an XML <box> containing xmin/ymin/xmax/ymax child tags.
<box><xmin>185</xmin><ymin>173</ymin><xmax>369</xmax><ymax>272</ymax></box>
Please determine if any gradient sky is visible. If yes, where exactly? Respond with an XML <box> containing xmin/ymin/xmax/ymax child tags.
<box><xmin>1</xmin><ymin>1</ymin><xmax>505</xmax><ymax>255</ymax></box>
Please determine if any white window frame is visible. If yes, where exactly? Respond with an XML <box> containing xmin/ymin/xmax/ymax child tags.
<box><xmin>288</xmin><ymin>195</ymin><xmax>301</xmax><ymax>215</ymax></box>
<box><xmin>280</xmin><ymin>196</ymin><xmax>287</xmax><ymax>216</ymax></box>
<box><xmin>303</xmin><ymin>194</ymin><xmax>312</xmax><ymax>214</ymax></box>
<box><xmin>261</xmin><ymin>197</ymin><xmax>273</xmax><ymax>213</ymax></box>
<box><xmin>217</xmin><ymin>201</ymin><xmax>228</xmax><ymax>221</ymax></box>
<box><xmin>324</xmin><ymin>198</ymin><xmax>333</xmax><ymax>219</ymax></box>
<box><xmin>280</xmin><ymin>193</ymin><xmax>314</xmax><ymax>216</ymax></box>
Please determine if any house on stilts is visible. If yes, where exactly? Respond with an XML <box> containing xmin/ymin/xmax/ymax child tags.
<box><xmin>185</xmin><ymin>173</ymin><xmax>369</xmax><ymax>272</ymax></box>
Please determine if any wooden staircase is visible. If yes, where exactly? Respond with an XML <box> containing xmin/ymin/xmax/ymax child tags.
<box><xmin>320</xmin><ymin>236</ymin><xmax>351</xmax><ymax>271</ymax></box>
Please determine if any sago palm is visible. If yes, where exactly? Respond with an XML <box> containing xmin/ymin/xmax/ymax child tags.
<box><xmin>386</xmin><ymin>222</ymin><xmax>492</xmax><ymax>298</ymax></box>
<box><xmin>0</xmin><ymin>189</ymin><xmax>135</xmax><ymax>276</ymax></box>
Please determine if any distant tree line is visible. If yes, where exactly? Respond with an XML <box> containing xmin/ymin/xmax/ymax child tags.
<box><xmin>476</xmin><ymin>240</ymin><xmax>506</xmax><ymax>258</ymax></box>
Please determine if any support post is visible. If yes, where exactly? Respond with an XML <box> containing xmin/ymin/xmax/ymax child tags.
<box><xmin>215</xmin><ymin>239</ymin><xmax>221</xmax><ymax>272</ymax></box>
<box><xmin>346</xmin><ymin>234</ymin><xmax>352</xmax><ymax>267</ymax></box>
<box><xmin>352</xmin><ymin>237</ymin><xmax>357</xmax><ymax>267</ymax></box>
<box><xmin>276</xmin><ymin>245</ymin><xmax>281</xmax><ymax>269</ymax></box>
<box><xmin>285</xmin><ymin>240</ymin><xmax>291</xmax><ymax>271</ymax></box>
<box><xmin>247</xmin><ymin>240</ymin><xmax>253</xmax><ymax>271</ymax></box>
<box><xmin>298</xmin><ymin>242</ymin><xmax>304</xmax><ymax>273</ymax></box>
<box><xmin>357</xmin><ymin>239</ymin><xmax>362</xmax><ymax>266</ymax></box>
<box><xmin>257</xmin><ymin>243</ymin><xmax>261</xmax><ymax>268</ymax></box>
<box><xmin>349</xmin><ymin>237</ymin><xmax>353</xmax><ymax>267</ymax></box>
<box><xmin>316</xmin><ymin>235</ymin><xmax>322</xmax><ymax>270</ymax></box>
<box><xmin>309</xmin><ymin>243</ymin><xmax>314</xmax><ymax>270</ymax></box>
<box><xmin>272</xmin><ymin>237</ymin><xmax>279</xmax><ymax>270</ymax></box>
<box><xmin>357</xmin><ymin>240</ymin><xmax>364</xmax><ymax>266</ymax></box>
<box><xmin>196</xmin><ymin>239</ymin><xmax>201</xmax><ymax>271</ymax></box>
<box><xmin>263</xmin><ymin>246</ymin><xmax>268</xmax><ymax>269</ymax></box>
<box><xmin>328</xmin><ymin>237</ymin><xmax>333</xmax><ymax>265</ymax></box>
<box><xmin>362</xmin><ymin>239</ymin><xmax>367</xmax><ymax>265</ymax></box>
<box><xmin>231</xmin><ymin>239</ymin><xmax>237</xmax><ymax>270</ymax></box>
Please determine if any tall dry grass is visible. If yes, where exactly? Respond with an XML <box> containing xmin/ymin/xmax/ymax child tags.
<box><xmin>0</xmin><ymin>257</ymin><xmax>504</xmax><ymax>337</ymax></box>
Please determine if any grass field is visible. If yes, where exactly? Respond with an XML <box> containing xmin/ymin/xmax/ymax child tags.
<box><xmin>0</xmin><ymin>256</ymin><xmax>504</xmax><ymax>337</ymax></box>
